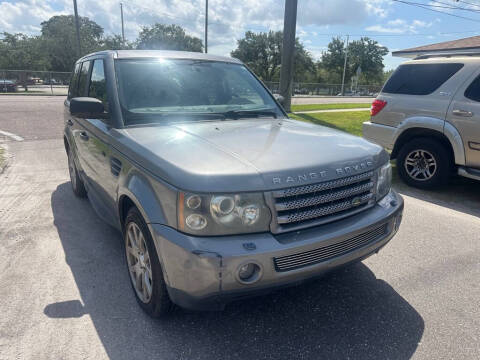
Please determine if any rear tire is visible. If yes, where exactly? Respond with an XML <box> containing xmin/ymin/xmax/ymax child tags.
<box><xmin>397</xmin><ymin>137</ymin><xmax>451</xmax><ymax>189</ymax></box>
<box><xmin>124</xmin><ymin>207</ymin><xmax>174</xmax><ymax>317</ymax></box>
<box><xmin>67</xmin><ymin>148</ymin><xmax>87</xmax><ymax>198</ymax></box>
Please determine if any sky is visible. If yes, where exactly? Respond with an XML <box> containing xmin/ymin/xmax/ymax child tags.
<box><xmin>1</xmin><ymin>0</ymin><xmax>480</xmax><ymax>71</ymax></box>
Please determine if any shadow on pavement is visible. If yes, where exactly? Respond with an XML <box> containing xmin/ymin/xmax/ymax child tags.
<box><xmin>392</xmin><ymin>162</ymin><xmax>480</xmax><ymax>218</ymax></box>
<box><xmin>47</xmin><ymin>182</ymin><xmax>424</xmax><ymax>360</ymax></box>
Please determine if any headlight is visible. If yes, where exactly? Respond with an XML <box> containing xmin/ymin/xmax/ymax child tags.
<box><xmin>178</xmin><ymin>192</ymin><xmax>271</xmax><ymax>235</ymax></box>
<box><xmin>376</xmin><ymin>162</ymin><xmax>392</xmax><ymax>200</ymax></box>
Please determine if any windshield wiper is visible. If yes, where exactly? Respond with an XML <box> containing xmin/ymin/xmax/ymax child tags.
<box><xmin>221</xmin><ymin>109</ymin><xmax>278</xmax><ymax>120</ymax></box>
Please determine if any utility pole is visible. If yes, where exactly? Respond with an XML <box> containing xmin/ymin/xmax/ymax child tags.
<box><xmin>340</xmin><ymin>35</ymin><xmax>349</xmax><ymax>96</ymax></box>
<box><xmin>120</xmin><ymin>2</ymin><xmax>125</xmax><ymax>44</ymax></box>
<box><xmin>204</xmin><ymin>0</ymin><xmax>208</xmax><ymax>53</ymax></box>
<box><xmin>279</xmin><ymin>0</ymin><xmax>298</xmax><ymax>112</ymax></box>
<box><xmin>72</xmin><ymin>0</ymin><xmax>82</xmax><ymax>56</ymax></box>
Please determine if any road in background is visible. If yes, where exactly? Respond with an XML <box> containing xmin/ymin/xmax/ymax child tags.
<box><xmin>0</xmin><ymin>96</ymin><xmax>479</xmax><ymax>359</ymax></box>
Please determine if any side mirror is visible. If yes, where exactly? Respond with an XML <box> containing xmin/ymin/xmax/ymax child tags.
<box><xmin>273</xmin><ymin>93</ymin><xmax>285</xmax><ymax>106</ymax></box>
<box><xmin>70</xmin><ymin>97</ymin><xmax>105</xmax><ymax>118</ymax></box>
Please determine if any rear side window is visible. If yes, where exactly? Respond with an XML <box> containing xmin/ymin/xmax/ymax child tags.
<box><xmin>77</xmin><ymin>61</ymin><xmax>91</xmax><ymax>97</ymax></box>
<box><xmin>89</xmin><ymin>59</ymin><xmax>108</xmax><ymax>106</ymax></box>
<box><xmin>68</xmin><ymin>63</ymin><xmax>81</xmax><ymax>98</ymax></box>
<box><xmin>383</xmin><ymin>63</ymin><xmax>464</xmax><ymax>95</ymax></box>
<box><xmin>464</xmin><ymin>75</ymin><xmax>480</xmax><ymax>102</ymax></box>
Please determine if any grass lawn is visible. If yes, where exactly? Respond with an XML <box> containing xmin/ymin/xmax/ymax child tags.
<box><xmin>289</xmin><ymin>111</ymin><xmax>370</xmax><ymax>137</ymax></box>
<box><xmin>291</xmin><ymin>103</ymin><xmax>371</xmax><ymax>112</ymax></box>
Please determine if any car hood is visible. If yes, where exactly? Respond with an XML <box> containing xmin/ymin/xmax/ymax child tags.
<box><xmin>113</xmin><ymin>118</ymin><xmax>388</xmax><ymax>192</ymax></box>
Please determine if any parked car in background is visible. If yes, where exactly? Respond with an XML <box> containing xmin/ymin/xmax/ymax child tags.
<box><xmin>65</xmin><ymin>50</ymin><xmax>403</xmax><ymax>317</ymax></box>
<box><xmin>363</xmin><ymin>54</ymin><xmax>480</xmax><ymax>189</ymax></box>
<box><xmin>0</xmin><ymin>80</ymin><xmax>17</xmax><ymax>92</ymax></box>
<box><xmin>44</xmin><ymin>78</ymin><xmax>61</xmax><ymax>85</ymax></box>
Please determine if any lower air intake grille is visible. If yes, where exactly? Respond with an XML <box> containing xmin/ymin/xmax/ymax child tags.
<box><xmin>273</xmin><ymin>223</ymin><xmax>388</xmax><ymax>272</ymax></box>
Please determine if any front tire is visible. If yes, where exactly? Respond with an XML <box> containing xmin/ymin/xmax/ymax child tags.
<box><xmin>124</xmin><ymin>207</ymin><xmax>174</xmax><ymax>317</ymax></box>
<box><xmin>397</xmin><ymin>137</ymin><xmax>451</xmax><ymax>189</ymax></box>
<box><xmin>67</xmin><ymin>148</ymin><xmax>87</xmax><ymax>198</ymax></box>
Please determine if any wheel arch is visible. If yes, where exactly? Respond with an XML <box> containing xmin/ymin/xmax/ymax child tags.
<box><xmin>392</xmin><ymin>128</ymin><xmax>453</xmax><ymax>162</ymax></box>
<box><xmin>391</xmin><ymin>119</ymin><xmax>464</xmax><ymax>166</ymax></box>
<box><xmin>117</xmin><ymin>170</ymin><xmax>174</xmax><ymax>230</ymax></box>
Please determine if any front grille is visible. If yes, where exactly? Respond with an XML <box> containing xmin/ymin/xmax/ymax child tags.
<box><xmin>273</xmin><ymin>223</ymin><xmax>388</xmax><ymax>272</ymax></box>
<box><xmin>272</xmin><ymin>171</ymin><xmax>376</xmax><ymax>232</ymax></box>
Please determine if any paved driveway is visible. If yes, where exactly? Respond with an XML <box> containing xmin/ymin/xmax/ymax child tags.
<box><xmin>0</xmin><ymin>96</ymin><xmax>479</xmax><ymax>359</ymax></box>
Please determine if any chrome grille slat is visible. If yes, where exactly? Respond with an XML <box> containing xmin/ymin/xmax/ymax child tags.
<box><xmin>276</xmin><ymin>193</ymin><xmax>373</xmax><ymax>224</ymax></box>
<box><xmin>271</xmin><ymin>170</ymin><xmax>377</xmax><ymax>231</ymax></box>
<box><xmin>274</xmin><ymin>224</ymin><xmax>388</xmax><ymax>272</ymax></box>
<box><xmin>274</xmin><ymin>227</ymin><xmax>387</xmax><ymax>266</ymax></box>
<box><xmin>273</xmin><ymin>171</ymin><xmax>374</xmax><ymax>198</ymax></box>
<box><xmin>275</xmin><ymin>181</ymin><xmax>374</xmax><ymax>211</ymax></box>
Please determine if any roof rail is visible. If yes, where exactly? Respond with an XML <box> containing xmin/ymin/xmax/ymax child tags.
<box><xmin>414</xmin><ymin>50</ymin><xmax>480</xmax><ymax>60</ymax></box>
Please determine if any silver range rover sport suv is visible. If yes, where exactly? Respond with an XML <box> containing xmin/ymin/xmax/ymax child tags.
<box><xmin>64</xmin><ymin>50</ymin><xmax>403</xmax><ymax>316</ymax></box>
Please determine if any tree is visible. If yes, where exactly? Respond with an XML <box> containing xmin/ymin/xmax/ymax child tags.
<box><xmin>41</xmin><ymin>15</ymin><xmax>104</xmax><ymax>71</ymax></box>
<box><xmin>101</xmin><ymin>35</ymin><xmax>133</xmax><ymax>50</ymax></box>
<box><xmin>0</xmin><ymin>32</ymin><xmax>49</xmax><ymax>70</ymax></box>
<box><xmin>347</xmin><ymin>37</ymin><xmax>389</xmax><ymax>84</ymax></box>
<box><xmin>320</xmin><ymin>37</ymin><xmax>346</xmax><ymax>83</ymax></box>
<box><xmin>321</xmin><ymin>37</ymin><xmax>388</xmax><ymax>85</ymax></box>
<box><xmin>135</xmin><ymin>24</ymin><xmax>203</xmax><ymax>52</ymax></box>
<box><xmin>231</xmin><ymin>31</ymin><xmax>315</xmax><ymax>82</ymax></box>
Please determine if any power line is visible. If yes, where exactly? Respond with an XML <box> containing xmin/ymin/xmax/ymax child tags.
<box><xmin>416</xmin><ymin>0</ymin><xmax>480</xmax><ymax>12</ymax></box>
<box><xmin>457</xmin><ymin>0</ymin><xmax>480</xmax><ymax>8</ymax></box>
<box><xmin>392</xmin><ymin>0</ymin><xmax>480</xmax><ymax>22</ymax></box>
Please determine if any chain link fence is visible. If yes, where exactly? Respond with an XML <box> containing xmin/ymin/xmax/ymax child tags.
<box><xmin>0</xmin><ymin>69</ymin><xmax>381</xmax><ymax>97</ymax></box>
<box><xmin>0</xmin><ymin>70</ymin><xmax>71</xmax><ymax>95</ymax></box>
<box><xmin>264</xmin><ymin>82</ymin><xmax>382</xmax><ymax>97</ymax></box>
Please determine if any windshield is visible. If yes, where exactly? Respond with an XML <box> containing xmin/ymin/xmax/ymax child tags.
<box><xmin>115</xmin><ymin>58</ymin><xmax>283</xmax><ymax>125</ymax></box>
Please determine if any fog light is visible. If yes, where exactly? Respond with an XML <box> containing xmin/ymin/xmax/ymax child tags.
<box><xmin>237</xmin><ymin>262</ymin><xmax>261</xmax><ymax>284</ymax></box>
<box><xmin>186</xmin><ymin>214</ymin><xmax>207</xmax><ymax>230</ymax></box>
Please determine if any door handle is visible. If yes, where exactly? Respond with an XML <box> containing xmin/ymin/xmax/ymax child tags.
<box><xmin>67</xmin><ymin>119</ymin><xmax>74</xmax><ymax>126</ymax></box>
<box><xmin>452</xmin><ymin>109</ymin><xmax>473</xmax><ymax>117</ymax></box>
<box><xmin>79</xmin><ymin>131</ymin><xmax>89</xmax><ymax>141</ymax></box>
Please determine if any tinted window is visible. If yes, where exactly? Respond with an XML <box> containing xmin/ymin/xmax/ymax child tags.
<box><xmin>115</xmin><ymin>59</ymin><xmax>282</xmax><ymax>125</ymax></box>
<box><xmin>464</xmin><ymin>75</ymin><xmax>480</xmax><ymax>102</ymax></box>
<box><xmin>89</xmin><ymin>59</ymin><xmax>108</xmax><ymax>106</ymax></box>
<box><xmin>68</xmin><ymin>63</ymin><xmax>81</xmax><ymax>98</ymax></box>
<box><xmin>383</xmin><ymin>63</ymin><xmax>463</xmax><ymax>95</ymax></box>
<box><xmin>77</xmin><ymin>61</ymin><xmax>91</xmax><ymax>97</ymax></box>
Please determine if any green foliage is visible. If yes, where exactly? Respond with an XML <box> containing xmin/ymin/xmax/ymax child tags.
<box><xmin>135</xmin><ymin>24</ymin><xmax>203</xmax><ymax>52</ymax></box>
<box><xmin>0</xmin><ymin>18</ymin><xmax>201</xmax><ymax>73</ymax></box>
<box><xmin>320</xmin><ymin>37</ymin><xmax>388</xmax><ymax>85</ymax></box>
<box><xmin>231</xmin><ymin>31</ymin><xmax>315</xmax><ymax>82</ymax></box>
<box><xmin>101</xmin><ymin>35</ymin><xmax>133</xmax><ymax>50</ymax></box>
<box><xmin>0</xmin><ymin>32</ymin><xmax>49</xmax><ymax>70</ymax></box>
<box><xmin>41</xmin><ymin>15</ymin><xmax>104</xmax><ymax>71</ymax></box>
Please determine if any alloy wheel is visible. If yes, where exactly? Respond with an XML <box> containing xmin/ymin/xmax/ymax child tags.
<box><xmin>125</xmin><ymin>222</ymin><xmax>153</xmax><ymax>303</ymax></box>
<box><xmin>404</xmin><ymin>149</ymin><xmax>437</xmax><ymax>181</ymax></box>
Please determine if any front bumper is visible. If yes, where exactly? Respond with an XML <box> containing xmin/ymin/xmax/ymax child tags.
<box><xmin>150</xmin><ymin>189</ymin><xmax>404</xmax><ymax>310</ymax></box>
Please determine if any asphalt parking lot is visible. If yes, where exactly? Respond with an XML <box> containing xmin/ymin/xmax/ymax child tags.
<box><xmin>0</xmin><ymin>96</ymin><xmax>479</xmax><ymax>360</ymax></box>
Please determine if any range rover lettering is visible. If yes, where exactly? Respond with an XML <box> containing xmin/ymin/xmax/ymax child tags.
<box><xmin>64</xmin><ymin>50</ymin><xmax>403</xmax><ymax>317</ymax></box>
